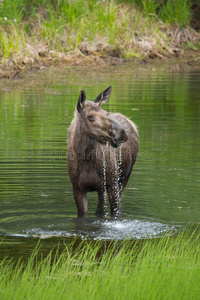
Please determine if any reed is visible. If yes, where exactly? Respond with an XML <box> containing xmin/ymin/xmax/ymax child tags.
<box><xmin>0</xmin><ymin>230</ymin><xmax>199</xmax><ymax>299</ymax></box>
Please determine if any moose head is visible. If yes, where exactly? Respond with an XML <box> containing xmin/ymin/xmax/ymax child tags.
<box><xmin>76</xmin><ymin>86</ymin><xmax>128</xmax><ymax>148</ymax></box>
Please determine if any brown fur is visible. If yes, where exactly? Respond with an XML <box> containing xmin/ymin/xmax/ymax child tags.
<box><xmin>67</xmin><ymin>86</ymin><xmax>138</xmax><ymax>216</ymax></box>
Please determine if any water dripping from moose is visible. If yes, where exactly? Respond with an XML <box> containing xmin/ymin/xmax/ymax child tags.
<box><xmin>99</xmin><ymin>144</ymin><xmax>123</xmax><ymax>217</ymax></box>
<box><xmin>67</xmin><ymin>86</ymin><xmax>139</xmax><ymax>217</ymax></box>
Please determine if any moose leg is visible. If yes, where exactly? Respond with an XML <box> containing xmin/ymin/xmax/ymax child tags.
<box><xmin>118</xmin><ymin>179</ymin><xmax>128</xmax><ymax>200</ymax></box>
<box><xmin>96</xmin><ymin>190</ymin><xmax>106</xmax><ymax>217</ymax></box>
<box><xmin>73</xmin><ymin>188</ymin><xmax>87</xmax><ymax>216</ymax></box>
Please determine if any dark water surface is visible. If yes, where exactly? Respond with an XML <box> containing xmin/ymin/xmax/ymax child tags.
<box><xmin>0</xmin><ymin>62</ymin><xmax>200</xmax><ymax>259</ymax></box>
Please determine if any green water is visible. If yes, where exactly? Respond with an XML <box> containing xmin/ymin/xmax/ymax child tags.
<box><xmin>0</xmin><ymin>63</ymin><xmax>200</xmax><ymax>251</ymax></box>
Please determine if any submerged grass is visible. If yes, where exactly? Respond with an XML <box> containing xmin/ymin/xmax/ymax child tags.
<box><xmin>0</xmin><ymin>230</ymin><xmax>199</xmax><ymax>299</ymax></box>
<box><xmin>0</xmin><ymin>0</ymin><xmax>200</xmax><ymax>79</ymax></box>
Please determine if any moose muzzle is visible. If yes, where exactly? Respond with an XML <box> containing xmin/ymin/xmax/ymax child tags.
<box><xmin>109</xmin><ymin>119</ymin><xmax>128</xmax><ymax>148</ymax></box>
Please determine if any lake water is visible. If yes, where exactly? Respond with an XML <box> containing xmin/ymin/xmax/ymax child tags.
<box><xmin>0</xmin><ymin>62</ymin><xmax>200</xmax><ymax>259</ymax></box>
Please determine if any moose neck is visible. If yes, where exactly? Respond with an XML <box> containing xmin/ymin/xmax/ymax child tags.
<box><xmin>74</xmin><ymin>117</ymin><xmax>97</xmax><ymax>162</ymax></box>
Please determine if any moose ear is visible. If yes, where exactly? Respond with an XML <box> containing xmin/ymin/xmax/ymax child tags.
<box><xmin>77</xmin><ymin>90</ymin><xmax>86</xmax><ymax>113</ymax></box>
<box><xmin>94</xmin><ymin>86</ymin><xmax>112</xmax><ymax>106</ymax></box>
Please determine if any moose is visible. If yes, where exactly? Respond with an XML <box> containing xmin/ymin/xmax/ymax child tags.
<box><xmin>67</xmin><ymin>86</ymin><xmax>138</xmax><ymax>217</ymax></box>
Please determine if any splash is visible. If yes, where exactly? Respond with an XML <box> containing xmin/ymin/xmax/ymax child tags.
<box><xmin>21</xmin><ymin>219</ymin><xmax>177</xmax><ymax>240</ymax></box>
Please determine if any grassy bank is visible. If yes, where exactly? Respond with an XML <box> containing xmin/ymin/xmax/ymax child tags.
<box><xmin>0</xmin><ymin>231</ymin><xmax>199</xmax><ymax>299</ymax></box>
<box><xmin>0</xmin><ymin>0</ymin><xmax>200</xmax><ymax>78</ymax></box>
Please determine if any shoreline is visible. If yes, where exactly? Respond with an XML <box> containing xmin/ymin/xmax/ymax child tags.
<box><xmin>1</xmin><ymin>1</ymin><xmax>200</xmax><ymax>79</ymax></box>
<box><xmin>1</xmin><ymin>47</ymin><xmax>200</xmax><ymax>80</ymax></box>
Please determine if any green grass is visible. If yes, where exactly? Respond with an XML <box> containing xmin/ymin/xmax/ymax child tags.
<box><xmin>0</xmin><ymin>230</ymin><xmax>199</xmax><ymax>299</ymax></box>
<box><xmin>158</xmin><ymin>0</ymin><xmax>192</xmax><ymax>27</ymax></box>
<box><xmin>119</xmin><ymin>0</ymin><xmax>193</xmax><ymax>27</ymax></box>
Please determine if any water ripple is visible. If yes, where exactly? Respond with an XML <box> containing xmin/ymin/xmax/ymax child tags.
<box><xmin>20</xmin><ymin>219</ymin><xmax>177</xmax><ymax>241</ymax></box>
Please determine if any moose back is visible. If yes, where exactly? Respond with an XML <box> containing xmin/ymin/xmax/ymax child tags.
<box><xmin>67</xmin><ymin>86</ymin><xmax>138</xmax><ymax>216</ymax></box>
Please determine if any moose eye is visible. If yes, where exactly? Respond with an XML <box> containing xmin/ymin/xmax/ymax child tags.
<box><xmin>88</xmin><ymin>114</ymin><xmax>94</xmax><ymax>120</ymax></box>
